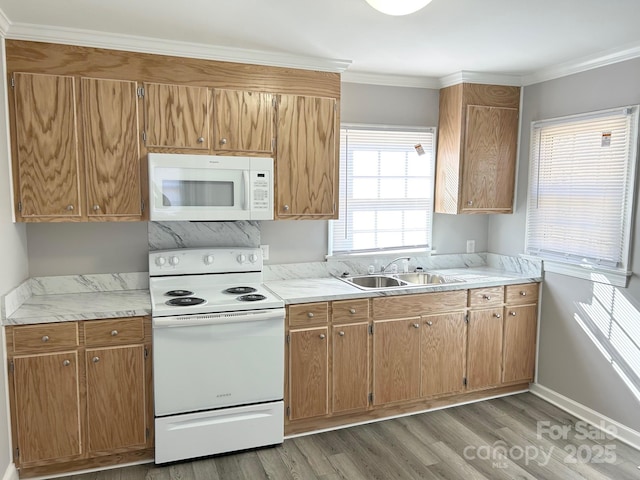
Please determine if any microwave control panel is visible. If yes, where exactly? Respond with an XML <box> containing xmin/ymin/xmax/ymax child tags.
<box><xmin>250</xmin><ymin>170</ymin><xmax>273</xmax><ymax>219</ymax></box>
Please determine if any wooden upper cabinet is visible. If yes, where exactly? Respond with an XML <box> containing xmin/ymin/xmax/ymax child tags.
<box><xmin>276</xmin><ymin>94</ymin><xmax>337</xmax><ymax>219</ymax></box>
<box><xmin>435</xmin><ymin>83</ymin><xmax>520</xmax><ymax>214</ymax></box>
<box><xmin>81</xmin><ymin>78</ymin><xmax>141</xmax><ymax>218</ymax></box>
<box><xmin>12</xmin><ymin>73</ymin><xmax>81</xmax><ymax>219</ymax></box>
<box><xmin>144</xmin><ymin>82</ymin><xmax>209</xmax><ymax>149</ymax></box>
<box><xmin>213</xmin><ymin>89</ymin><xmax>274</xmax><ymax>153</ymax></box>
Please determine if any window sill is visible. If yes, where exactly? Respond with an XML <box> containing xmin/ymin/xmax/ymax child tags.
<box><xmin>533</xmin><ymin>258</ymin><xmax>632</xmax><ymax>287</ymax></box>
<box><xmin>326</xmin><ymin>247</ymin><xmax>432</xmax><ymax>262</ymax></box>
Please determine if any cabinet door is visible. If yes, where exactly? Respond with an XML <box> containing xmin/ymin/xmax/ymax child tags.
<box><xmin>421</xmin><ymin>312</ymin><xmax>466</xmax><ymax>397</ymax></box>
<box><xmin>372</xmin><ymin>318</ymin><xmax>420</xmax><ymax>405</ymax></box>
<box><xmin>86</xmin><ymin>345</ymin><xmax>146</xmax><ymax>452</ymax></box>
<box><xmin>213</xmin><ymin>89</ymin><xmax>274</xmax><ymax>153</ymax></box>
<box><xmin>288</xmin><ymin>327</ymin><xmax>328</xmax><ymax>420</ymax></box>
<box><xmin>13</xmin><ymin>73</ymin><xmax>81</xmax><ymax>219</ymax></box>
<box><xmin>144</xmin><ymin>83</ymin><xmax>209</xmax><ymax>149</ymax></box>
<box><xmin>332</xmin><ymin>323</ymin><xmax>369</xmax><ymax>413</ymax></box>
<box><xmin>462</xmin><ymin>105</ymin><xmax>518</xmax><ymax>212</ymax></box>
<box><xmin>467</xmin><ymin>308</ymin><xmax>503</xmax><ymax>389</ymax></box>
<box><xmin>12</xmin><ymin>352</ymin><xmax>82</xmax><ymax>465</ymax></box>
<box><xmin>82</xmin><ymin>78</ymin><xmax>141</xmax><ymax>218</ymax></box>
<box><xmin>276</xmin><ymin>95</ymin><xmax>336</xmax><ymax>218</ymax></box>
<box><xmin>503</xmin><ymin>305</ymin><xmax>537</xmax><ymax>383</ymax></box>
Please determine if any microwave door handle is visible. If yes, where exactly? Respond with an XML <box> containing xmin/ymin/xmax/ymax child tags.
<box><xmin>242</xmin><ymin>170</ymin><xmax>250</xmax><ymax>210</ymax></box>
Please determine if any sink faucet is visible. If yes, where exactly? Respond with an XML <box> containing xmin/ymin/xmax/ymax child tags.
<box><xmin>381</xmin><ymin>257</ymin><xmax>410</xmax><ymax>273</ymax></box>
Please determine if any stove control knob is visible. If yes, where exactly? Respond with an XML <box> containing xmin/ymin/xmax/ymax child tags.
<box><xmin>204</xmin><ymin>254</ymin><xmax>215</xmax><ymax>265</ymax></box>
<box><xmin>237</xmin><ymin>254</ymin><xmax>247</xmax><ymax>263</ymax></box>
<box><xmin>155</xmin><ymin>256</ymin><xmax>167</xmax><ymax>267</ymax></box>
<box><xmin>169</xmin><ymin>256</ymin><xmax>180</xmax><ymax>266</ymax></box>
<box><xmin>249</xmin><ymin>254</ymin><xmax>259</xmax><ymax>263</ymax></box>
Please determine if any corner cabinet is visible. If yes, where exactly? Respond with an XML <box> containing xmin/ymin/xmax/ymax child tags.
<box><xmin>6</xmin><ymin>317</ymin><xmax>153</xmax><ymax>478</ymax></box>
<box><xmin>10</xmin><ymin>73</ymin><xmax>143</xmax><ymax>222</ymax></box>
<box><xmin>435</xmin><ymin>83</ymin><xmax>520</xmax><ymax>214</ymax></box>
<box><xmin>275</xmin><ymin>94</ymin><xmax>338</xmax><ymax>219</ymax></box>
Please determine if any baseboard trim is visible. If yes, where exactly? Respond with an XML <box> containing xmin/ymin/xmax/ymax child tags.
<box><xmin>2</xmin><ymin>463</ymin><xmax>18</xmax><ymax>480</ymax></box>
<box><xmin>530</xmin><ymin>383</ymin><xmax>640</xmax><ymax>451</ymax></box>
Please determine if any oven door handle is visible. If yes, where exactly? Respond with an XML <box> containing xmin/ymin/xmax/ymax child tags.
<box><xmin>153</xmin><ymin>309</ymin><xmax>285</xmax><ymax>328</ymax></box>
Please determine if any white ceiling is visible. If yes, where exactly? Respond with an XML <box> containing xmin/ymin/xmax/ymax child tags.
<box><xmin>1</xmin><ymin>0</ymin><xmax>640</xmax><ymax>86</ymax></box>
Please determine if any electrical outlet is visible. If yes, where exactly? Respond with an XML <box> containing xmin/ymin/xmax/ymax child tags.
<box><xmin>260</xmin><ymin>244</ymin><xmax>270</xmax><ymax>260</ymax></box>
<box><xmin>466</xmin><ymin>240</ymin><xmax>475</xmax><ymax>253</ymax></box>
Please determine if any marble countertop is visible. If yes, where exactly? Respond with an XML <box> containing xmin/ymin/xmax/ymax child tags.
<box><xmin>4</xmin><ymin>290</ymin><xmax>151</xmax><ymax>326</ymax></box>
<box><xmin>264</xmin><ymin>267</ymin><xmax>542</xmax><ymax>304</ymax></box>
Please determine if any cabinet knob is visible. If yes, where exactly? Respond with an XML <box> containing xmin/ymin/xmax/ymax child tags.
<box><xmin>307</xmin><ymin>312</ymin><xmax>314</xmax><ymax>318</ymax></box>
<box><xmin>413</xmin><ymin>323</ymin><xmax>420</xmax><ymax>329</ymax></box>
<box><xmin>520</xmin><ymin>291</ymin><xmax>527</xmax><ymax>296</ymax></box>
<box><xmin>62</xmin><ymin>360</ymin><xmax>71</xmax><ymax>367</ymax></box>
<box><xmin>41</xmin><ymin>335</ymin><xmax>49</xmax><ymax>343</ymax></box>
<box><xmin>467</xmin><ymin>200</ymin><xmax>473</xmax><ymax>206</ymax></box>
<box><xmin>283</xmin><ymin>205</ymin><xmax>290</xmax><ymax>212</ymax></box>
<box><xmin>198</xmin><ymin>136</ymin><xmax>205</xmax><ymax>144</ymax></box>
<box><xmin>319</xmin><ymin>334</ymin><xmax>326</xmax><ymax>340</ymax></box>
<box><xmin>93</xmin><ymin>205</ymin><xmax>100</xmax><ymax>211</ymax></box>
<box><xmin>219</xmin><ymin>138</ymin><xmax>227</xmax><ymax>145</ymax></box>
<box><xmin>111</xmin><ymin>330</ymin><xmax>118</xmax><ymax>336</ymax></box>
<box><xmin>338</xmin><ymin>331</ymin><xmax>345</xmax><ymax>336</ymax></box>
<box><xmin>509</xmin><ymin>311</ymin><xmax>517</xmax><ymax>316</ymax></box>
<box><xmin>349</xmin><ymin>308</ymin><xmax>356</xmax><ymax>314</ymax></box>
<box><xmin>426</xmin><ymin>321</ymin><xmax>433</xmax><ymax>326</ymax></box>
<box><xmin>66</xmin><ymin>204</ymin><xmax>74</xmax><ymax>211</ymax></box>
<box><xmin>92</xmin><ymin>356</ymin><xmax>100</xmax><ymax>363</ymax></box>
<box><xmin>494</xmin><ymin>313</ymin><xmax>502</xmax><ymax>318</ymax></box>
<box><xmin>483</xmin><ymin>295</ymin><xmax>491</xmax><ymax>300</ymax></box>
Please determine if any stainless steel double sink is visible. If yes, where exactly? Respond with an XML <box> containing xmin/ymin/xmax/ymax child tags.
<box><xmin>337</xmin><ymin>272</ymin><xmax>465</xmax><ymax>291</ymax></box>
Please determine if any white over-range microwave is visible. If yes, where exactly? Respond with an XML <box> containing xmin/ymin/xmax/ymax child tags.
<box><xmin>148</xmin><ymin>153</ymin><xmax>274</xmax><ymax>221</ymax></box>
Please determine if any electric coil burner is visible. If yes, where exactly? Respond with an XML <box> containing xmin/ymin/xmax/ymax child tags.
<box><xmin>149</xmin><ymin>247</ymin><xmax>285</xmax><ymax>465</ymax></box>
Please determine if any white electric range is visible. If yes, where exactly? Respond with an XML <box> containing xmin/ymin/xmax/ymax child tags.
<box><xmin>149</xmin><ymin>247</ymin><xmax>285</xmax><ymax>464</ymax></box>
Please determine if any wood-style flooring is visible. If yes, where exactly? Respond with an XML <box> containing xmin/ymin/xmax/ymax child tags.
<box><xmin>62</xmin><ymin>393</ymin><xmax>640</xmax><ymax>480</ymax></box>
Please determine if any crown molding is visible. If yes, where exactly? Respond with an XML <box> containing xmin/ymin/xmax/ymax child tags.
<box><xmin>0</xmin><ymin>8</ymin><xmax>11</xmax><ymax>37</ymax></box>
<box><xmin>521</xmin><ymin>40</ymin><xmax>640</xmax><ymax>86</ymax></box>
<box><xmin>438</xmin><ymin>70</ymin><xmax>523</xmax><ymax>88</ymax></box>
<box><xmin>341</xmin><ymin>71</ymin><xmax>440</xmax><ymax>89</ymax></box>
<box><xmin>5</xmin><ymin>22</ymin><xmax>352</xmax><ymax>73</ymax></box>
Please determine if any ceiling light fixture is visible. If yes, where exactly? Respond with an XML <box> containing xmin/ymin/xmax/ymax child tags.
<box><xmin>364</xmin><ymin>0</ymin><xmax>433</xmax><ymax>16</ymax></box>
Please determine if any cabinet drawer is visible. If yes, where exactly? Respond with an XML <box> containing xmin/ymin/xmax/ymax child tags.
<box><xmin>11</xmin><ymin>322</ymin><xmax>79</xmax><ymax>353</ymax></box>
<box><xmin>372</xmin><ymin>290</ymin><xmax>467</xmax><ymax>319</ymax></box>
<box><xmin>288</xmin><ymin>302</ymin><xmax>329</xmax><ymax>327</ymax></box>
<box><xmin>331</xmin><ymin>299</ymin><xmax>369</xmax><ymax>323</ymax></box>
<box><xmin>468</xmin><ymin>287</ymin><xmax>504</xmax><ymax>308</ymax></box>
<box><xmin>84</xmin><ymin>317</ymin><xmax>145</xmax><ymax>346</ymax></box>
<box><xmin>505</xmin><ymin>283</ymin><xmax>539</xmax><ymax>306</ymax></box>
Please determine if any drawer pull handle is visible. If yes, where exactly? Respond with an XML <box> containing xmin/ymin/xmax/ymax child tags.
<box><xmin>349</xmin><ymin>308</ymin><xmax>356</xmax><ymax>314</ymax></box>
<box><xmin>41</xmin><ymin>335</ymin><xmax>50</xmax><ymax>343</ymax></box>
<box><xmin>494</xmin><ymin>313</ymin><xmax>502</xmax><ymax>318</ymax></box>
<box><xmin>520</xmin><ymin>291</ymin><xmax>527</xmax><ymax>296</ymax></box>
<box><xmin>307</xmin><ymin>312</ymin><xmax>314</xmax><ymax>318</ymax></box>
<box><xmin>413</xmin><ymin>323</ymin><xmax>420</xmax><ymax>329</ymax></box>
<box><xmin>339</xmin><ymin>331</ymin><xmax>345</xmax><ymax>336</ymax></box>
<box><xmin>483</xmin><ymin>295</ymin><xmax>491</xmax><ymax>300</ymax></box>
<box><xmin>62</xmin><ymin>360</ymin><xmax>70</xmax><ymax>367</ymax></box>
<box><xmin>111</xmin><ymin>330</ymin><xmax>119</xmax><ymax>336</ymax></box>
<box><xmin>426</xmin><ymin>321</ymin><xmax>433</xmax><ymax>326</ymax></box>
<box><xmin>92</xmin><ymin>356</ymin><xmax>100</xmax><ymax>363</ymax></box>
<box><xmin>319</xmin><ymin>334</ymin><xmax>326</xmax><ymax>340</ymax></box>
<box><xmin>510</xmin><ymin>311</ymin><xmax>517</xmax><ymax>316</ymax></box>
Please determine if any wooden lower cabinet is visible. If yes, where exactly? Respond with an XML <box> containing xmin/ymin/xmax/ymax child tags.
<box><xmin>420</xmin><ymin>312</ymin><xmax>467</xmax><ymax>397</ymax></box>
<box><xmin>503</xmin><ymin>304</ymin><xmax>537</xmax><ymax>383</ymax></box>
<box><xmin>332</xmin><ymin>323</ymin><xmax>369</xmax><ymax>413</ymax></box>
<box><xmin>6</xmin><ymin>317</ymin><xmax>152</xmax><ymax>476</ymax></box>
<box><xmin>288</xmin><ymin>327</ymin><xmax>329</xmax><ymax>420</ymax></box>
<box><xmin>466</xmin><ymin>307</ymin><xmax>504</xmax><ymax>390</ymax></box>
<box><xmin>372</xmin><ymin>317</ymin><xmax>421</xmax><ymax>405</ymax></box>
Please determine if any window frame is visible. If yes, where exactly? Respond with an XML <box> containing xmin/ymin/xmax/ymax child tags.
<box><xmin>328</xmin><ymin>123</ymin><xmax>436</xmax><ymax>257</ymax></box>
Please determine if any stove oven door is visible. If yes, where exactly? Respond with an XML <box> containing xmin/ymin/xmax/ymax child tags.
<box><xmin>152</xmin><ymin>308</ymin><xmax>285</xmax><ymax>417</ymax></box>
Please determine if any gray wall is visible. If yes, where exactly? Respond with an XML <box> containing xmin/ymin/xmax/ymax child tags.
<box><xmin>261</xmin><ymin>82</ymin><xmax>490</xmax><ymax>264</ymax></box>
<box><xmin>0</xmin><ymin>38</ymin><xmax>28</xmax><ymax>475</ymax></box>
<box><xmin>489</xmin><ymin>57</ymin><xmax>640</xmax><ymax>432</ymax></box>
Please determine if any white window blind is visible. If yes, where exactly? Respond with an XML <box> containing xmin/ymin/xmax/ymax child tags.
<box><xmin>525</xmin><ymin>106</ymin><xmax>639</xmax><ymax>273</ymax></box>
<box><xmin>330</xmin><ymin>125</ymin><xmax>435</xmax><ymax>255</ymax></box>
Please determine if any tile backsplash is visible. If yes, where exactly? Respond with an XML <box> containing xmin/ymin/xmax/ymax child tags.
<box><xmin>148</xmin><ymin>221</ymin><xmax>260</xmax><ymax>250</ymax></box>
